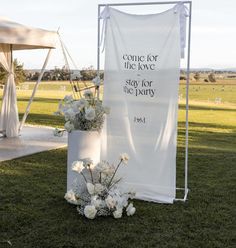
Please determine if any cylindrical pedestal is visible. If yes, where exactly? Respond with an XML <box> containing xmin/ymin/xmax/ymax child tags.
<box><xmin>67</xmin><ymin>130</ymin><xmax>101</xmax><ymax>191</ymax></box>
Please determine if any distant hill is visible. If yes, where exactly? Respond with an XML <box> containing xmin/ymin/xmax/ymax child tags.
<box><xmin>181</xmin><ymin>68</ymin><xmax>236</xmax><ymax>73</ymax></box>
<box><xmin>25</xmin><ymin>68</ymin><xmax>236</xmax><ymax>73</ymax></box>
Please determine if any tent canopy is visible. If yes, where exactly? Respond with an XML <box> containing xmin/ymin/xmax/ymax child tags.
<box><xmin>0</xmin><ymin>17</ymin><xmax>57</xmax><ymax>50</ymax></box>
<box><xmin>0</xmin><ymin>17</ymin><xmax>58</xmax><ymax>138</ymax></box>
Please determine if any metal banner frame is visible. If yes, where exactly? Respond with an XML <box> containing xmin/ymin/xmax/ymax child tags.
<box><xmin>97</xmin><ymin>1</ymin><xmax>192</xmax><ymax>202</ymax></box>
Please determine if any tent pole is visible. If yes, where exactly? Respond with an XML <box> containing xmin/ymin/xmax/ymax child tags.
<box><xmin>10</xmin><ymin>44</ymin><xmax>13</xmax><ymax>67</ymax></box>
<box><xmin>96</xmin><ymin>5</ymin><xmax>101</xmax><ymax>100</ymax></box>
<box><xmin>58</xmin><ymin>36</ymin><xmax>78</xmax><ymax>99</ymax></box>
<box><xmin>19</xmin><ymin>49</ymin><xmax>52</xmax><ymax>132</ymax></box>
<box><xmin>99</xmin><ymin>1</ymin><xmax>191</xmax><ymax>7</ymax></box>
<box><xmin>184</xmin><ymin>1</ymin><xmax>192</xmax><ymax>201</ymax></box>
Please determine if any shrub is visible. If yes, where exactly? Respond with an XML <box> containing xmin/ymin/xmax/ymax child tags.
<box><xmin>0</xmin><ymin>59</ymin><xmax>26</xmax><ymax>85</ymax></box>
<box><xmin>208</xmin><ymin>73</ymin><xmax>216</xmax><ymax>82</ymax></box>
<box><xmin>193</xmin><ymin>72</ymin><xmax>200</xmax><ymax>81</ymax></box>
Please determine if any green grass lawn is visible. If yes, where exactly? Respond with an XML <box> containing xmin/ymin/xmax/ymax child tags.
<box><xmin>0</xmin><ymin>81</ymin><xmax>236</xmax><ymax>247</ymax></box>
<box><xmin>1</xmin><ymin>80</ymin><xmax>235</xmax><ymax>128</ymax></box>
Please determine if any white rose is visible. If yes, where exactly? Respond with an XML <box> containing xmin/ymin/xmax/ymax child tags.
<box><xmin>113</xmin><ymin>208</ymin><xmax>123</xmax><ymax>219</ymax></box>
<box><xmin>53</xmin><ymin>128</ymin><xmax>63</xmax><ymax>137</ymax></box>
<box><xmin>105</xmin><ymin>166</ymin><xmax>115</xmax><ymax>176</ymax></box>
<box><xmin>105</xmin><ymin>195</ymin><xmax>116</xmax><ymax>209</ymax></box>
<box><xmin>64</xmin><ymin>109</ymin><xmax>76</xmax><ymax>121</ymax></box>
<box><xmin>83</xmin><ymin>90</ymin><xmax>93</xmax><ymax>98</ymax></box>
<box><xmin>115</xmin><ymin>195</ymin><xmax>128</xmax><ymax>208</ymax></box>
<box><xmin>61</xmin><ymin>104</ymin><xmax>70</xmax><ymax>113</ymax></box>
<box><xmin>95</xmin><ymin>161</ymin><xmax>109</xmax><ymax>173</ymax></box>
<box><xmin>73</xmin><ymin>99</ymin><xmax>88</xmax><ymax>112</ymax></box>
<box><xmin>53</xmin><ymin>111</ymin><xmax>61</xmax><ymax>116</ymax></box>
<box><xmin>64</xmin><ymin>190</ymin><xmax>78</xmax><ymax>205</ymax></box>
<box><xmin>82</xmin><ymin>158</ymin><xmax>93</xmax><ymax>167</ymax></box>
<box><xmin>91</xmin><ymin>196</ymin><xmax>105</xmax><ymax>209</ymax></box>
<box><xmin>84</xmin><ymin>205</ymin><xmax>97</xmax><ymax>219</ymax></box>
<box><xmin>94</xmin><ymin>183</ymin><xmax>105</xmax><ymax>194</ymax></box>
<box><xmin>91</xmin><ymin>196</ymin><xmax>99</xmax><ymax>208</ymax></box>
<box><xmin>126</xmin><ymin>203</ymin><xmax>136</xmax><ymax>216</ymax></box>
<box><xmin>87</xmin><ymin>183</ymin><xmax>95</xmax><ymax>195</ymax></box>
<box><xmin>96</xmin><ymin>162</ymin><xmax>115</xmax><ymax>176</ymax></box>
<box><xmin>120</xmin><ymin>153</ymin><xmax>129</xmax><ymax>164</ymax></box>
<box><xmin>92</xmin><ymin>76</ymin><xmax>101</xmax><ymax>86</ymax></box>
<box><xmin>128</xmin><ymin>189</ymin><xmax>136</xmax><ymax>199</ymax></box>
<box><xmin>85</xmin><ymin>107</ymin><xmax>96</xmax><ymax>121</ymax></box>
<box><xmin>72</xmin><ymin>161</ymin><xmax>84</xmax><ymax>173</ymax></box>
<box><xmin>64</xmin><ymin>121</ymin><xmax>74</xmax><ymax>132</ymax></box>
<box><xmin>72</xmin><ymin>101</ymin><xmax>81</xmax><ymax>114</ymax></box>
<box><xmin>64</xmin><ymin>95</ymin><xmax>74</xmax><ymax>103</ymax></box>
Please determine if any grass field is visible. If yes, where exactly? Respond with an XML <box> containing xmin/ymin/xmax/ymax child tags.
<box><xmin>0</xmin><ymin>80</ymin><xmax>236</xmax><ymax>247</ymax></box>
<box><xmin>1</xmin><ymin>79</ymin><xmax>235</xmax><ymax>127</ymax></box>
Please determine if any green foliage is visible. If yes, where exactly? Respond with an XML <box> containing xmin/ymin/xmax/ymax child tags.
<box><xmin>180</xmin><ymin>75</ymin><xmax>186</xmax><ymax>80</ymax></box>
<box><xmin>0</xmin><ymin>101</ymin><xmax>235</xmax><ymax>247</ymax></box>
<box><xmin>25</xmin><ymin>66</ymin><xmax>105</xmax><ymax>82</ymax></box>
<box><xmin>25</xmin><ymin>66</ymin><xmax>71</xmax><ymax>82</ymax></box>
<box><xmin>0</xmin><ymin>59</ymin><xmax>26</xmax><ymax>85</ymax></box>
<box><xmin>0</xmin><ymin>67</ymin><xmax>6</xmax><ymax>85</ymax></box>
<box><xmin>0</xmin><ymin>80</ymin><xmax>236</xmax><ymax>246</ymax></box>
<box><xmin>79</xmin><ymin>66</ymin><xmax>104</xmax><ymax>81</ymax></box>
<box><xmin>28</xmin><ymin>71</ymin><xmax>40</xmax><ymax>81</ymax></box>
<box><xmin>208</xmin><ymin>72</ymin><xmax>217</xmax><ymax>82</ymax></box>
<box><xmin>14</xmin><ymin>59</ymin><xmax>26</xmax><ymax>85</ymax></box>
<box><xmin>193</xmin><ymin>72</ymin><xmax>200</xmax><ymax>81</ymax></box>
<box><xmin>80</xmin><ymin>66</ymin><xmax>97</xmax><ymax>81</ymax></box>
<box><xmin>50</xmin><ymin>66</ymin><xmax>70</xmax><ymax>81</ymax></box>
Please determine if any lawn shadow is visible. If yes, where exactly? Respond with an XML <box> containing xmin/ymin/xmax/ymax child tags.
<box><xmin>18</xmin><ymin>97</ymin><xmax>62</xmax><ymax>104</ymax></box>
<box><xmin>18</xmin><ymin>113</ymin><xmax>64</xmax><ymax>127</ymax></box>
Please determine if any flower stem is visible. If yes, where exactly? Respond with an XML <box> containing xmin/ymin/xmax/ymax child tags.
<box><xmin>99</xmin><ymin>172</ymin><xmax>102</xmax><ymax>183</ymax></box>
<box><xmin>108</xmin><ymin>178</ymin><xmax>122</xmax><ymax>190</ymax></box>
<box><xmin>88</xmin><ymin>165</ymin><xmax>94</xmax><ymax>183</ymax></box>
<box><xmin>107</xmin><ymin>160</ymin><xmax>122</xmax><ymax>188</ymax></box>
<box><xmin>80</xmin><ymin>172</ymin><xmax>87</xmax><ymax>183</ymax></box>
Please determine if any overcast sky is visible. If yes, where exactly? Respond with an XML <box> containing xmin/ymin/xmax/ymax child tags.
<box><xmin>1</xmin><ymin>0</ymin><xmax>235</xmax><ymax>69</ymax></box>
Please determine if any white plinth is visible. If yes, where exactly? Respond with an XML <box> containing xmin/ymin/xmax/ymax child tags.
<box><xmin>67</xmin><ymin>130</ymin><xmax>101</xmax><ymax>191</ymax></box>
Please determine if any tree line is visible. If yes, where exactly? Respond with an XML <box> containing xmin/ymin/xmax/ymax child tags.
<box><xmin>0</xmin><ymin>59</ymin><xmax>26</xmax><ymax>85</ymax></box>
<box><xmin>26</xmin><ymin>66</ymin><xmax>104</xmax><ymax>82</ymax></box>
<box><xmin>0</xmin><ymin>62</ymin><xmax>104</xmax><ymax>85</ymax></box>
<box><xmin>1</xmin><ymin>60</ymin><xmax>222</xmax><ymax>85</ymax></box>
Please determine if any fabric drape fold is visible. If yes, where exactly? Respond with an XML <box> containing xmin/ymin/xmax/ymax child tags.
<box><xmin>101</xmin><ymin>6</ymin><xmax>182</xmax><ymax>203</ymax></box>
<box><xmin>0</xmin><ymin>44</ymin><xmax>19</xmax><ymax>137</ymax></box>
<box><xmin>99</xmin><ymin>2</ymin><xmax>189</xmax><ymax>58</ymax></box>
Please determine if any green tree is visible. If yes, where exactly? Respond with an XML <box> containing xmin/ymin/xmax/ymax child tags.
<box><xmin>193</xmin><ymin>72</ymin><xmax>201</xmax><ymax>81</ymax></box>
<box><xmin>0</xmin><ymin>59</ymin><xmax>26</xmax><ymax>85</ymax></box>
<box><xmin>14</xmin><ymin>59</ymin><xmax>26</xmax><ymax>85</ymax></box>
<box><xmin>50</xmin><ymin>66</ymin><xmax>70</xmax><ymax>81</ymax></box>
<box><xmin>80</xmin><ymin>66</ymin><xmax>97</xmax><ymax>81</ymax></box>
<box><xmin>208</xmin><ymin>72</ymin><xmax>216</xmax><ymax>82</ymax></box>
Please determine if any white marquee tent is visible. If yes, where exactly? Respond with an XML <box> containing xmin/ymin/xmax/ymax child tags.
<box><xmin>0</xmin><ymin>17</ymin><xmax>58</xmax><ymax>137</ymax></box>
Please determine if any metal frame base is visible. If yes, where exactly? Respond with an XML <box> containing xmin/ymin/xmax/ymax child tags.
<box><xmin>175</xmin><ymin>188</ymin><xmax>189</xmax><ymax>202</ymax></box>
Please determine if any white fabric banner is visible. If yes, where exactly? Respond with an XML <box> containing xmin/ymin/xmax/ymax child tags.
<box><xmin>101</xmin><ymin>6</ymin><xmax>182</xmax><ymax>203</ymax></box>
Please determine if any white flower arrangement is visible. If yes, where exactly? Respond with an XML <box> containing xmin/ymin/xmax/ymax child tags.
<box><xmin>64</xmin><ymin>153</ymin><xmax>136</xmax><ymax>219</ymax></box>
<box><xmin>53</xmin><ymin>89</ymin><xmax>109</xmax><ymax>135</ymax></box>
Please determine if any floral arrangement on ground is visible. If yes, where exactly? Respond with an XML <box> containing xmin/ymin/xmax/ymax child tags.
<box><xmin>65</xmin><ymin>153</ymin><xmax>136</xmax><ymax>219</ymax></box>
